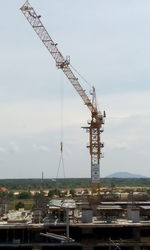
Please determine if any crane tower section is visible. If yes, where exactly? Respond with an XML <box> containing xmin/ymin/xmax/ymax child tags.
<box><xmin>20</xmin><ymin>1</ymin><xmax>105</xmax><ymax>184</ymax></box>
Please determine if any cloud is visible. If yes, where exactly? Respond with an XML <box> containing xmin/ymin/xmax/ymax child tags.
<box><xmin>8</xmin><ymin>142</ymin><xmax>19</xmax><ymax>153</ymax></box>
<box><xmin>0</xmin><ymin>99</ymin><xmax>89</xmax><ymax>137</ymax></box>
<box><xmin>0</xmin><ymin>147</ymin><xmax>6</xmax><ymax>153</ymax></box>
<box><xmin>112</xmin><ymin>143</ymin><xmax>129</xmax><ymax>151</ymax></box>
<box><xmin>32</xmin><ymin>144</ymin><xmax>49</xmax><ymax>152</ymax></box>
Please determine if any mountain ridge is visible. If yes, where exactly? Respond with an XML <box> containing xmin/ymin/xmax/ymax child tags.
<box><xmin>106</xmin><ymin>171</ymin><xmax>147</xmax><ymax>178</ymax></box>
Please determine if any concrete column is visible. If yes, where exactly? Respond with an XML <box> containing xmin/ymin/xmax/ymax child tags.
<box><xmin>27</xmin><ymin>230</ymin><xmax>30</xmax><ymax>243</ymax></box>
<box><xmin>133</xmin><ymin>228</ymin><xmax>140</xmax><ymax>250</ymax></box>
<box><xmin>82</xmin><ymin>240</ymin><xmax>94</xmax><ymax>250</ymax></box>
<box><xmin>133</xmin><ymin>245</ymin><xmax>140</xmax><ymax>250</ymax></box>
<box><xmin>133</xmin><ymin>228</ymin><xmax>140</xmax><ymax>241</ymax></box>
<box><xmin>6</xmin><ymin>230</ymin><xmax>9</xmax><ymax>243</ymax></box>
<box><xmin>83</xmin><ymin>246</ymin><xmax>93</xmax><ymax>250</ymax></box>
<box><xmin>22</xmin><ymin>229</ymin><xmax>24</xmax><ymax>243</ymax></box>
<box><xmin>32</xmin><ymin>246</ymin><xmax>42</xmax><ymax>250</ymax></box>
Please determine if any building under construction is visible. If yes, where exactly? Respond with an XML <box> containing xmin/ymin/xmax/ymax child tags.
<box><xmin>0</xmin><ymin>199</ymin><xmax>150</xmax><ymax>249</ymax></box>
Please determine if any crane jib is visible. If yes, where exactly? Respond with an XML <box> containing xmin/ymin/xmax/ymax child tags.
<box><xmin>20</xmin><ymin>1</ymin><xmax>95</xmax><ymax>113</ymax></box>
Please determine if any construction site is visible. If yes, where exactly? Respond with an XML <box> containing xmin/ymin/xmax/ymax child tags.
<box><xmin>0</xmin><ymin>0</ymin><xmax>150</xmax><ymax>249</ymax></box>
<box><xmin>0</xmin><ymin>199</ymin><xmax>150</xmax><ymax>249</ymax></box>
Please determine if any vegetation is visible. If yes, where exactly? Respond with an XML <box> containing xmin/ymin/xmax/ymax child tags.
<box><xmin>48</xmin><ymin>188</ymin><xmax>61</xmax><ymax>198</ymax></box>
<box><xmin>0</xmin><ymin>178</ymin><xmax>149</xmax><ymax>211</ymax></box>
<box><xmin>15</xmin><ymin>201</ymin><xmax>25</xmax><ymax>210</ymax></box>
<box><xmin>0</xmin><ymin>178</ymin><xmax>149</xmax><ymax>190</ymax></box>
<box><xmin>17</xmin><ymin>191</ymin><xmax>32</xmax><ymax>199</ymax></box>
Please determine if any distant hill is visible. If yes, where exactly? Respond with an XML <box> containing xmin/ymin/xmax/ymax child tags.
<box><xmin>106</xmin><ymin>172</ymin><xmax>147</xmax><ymax>178</ymax></box>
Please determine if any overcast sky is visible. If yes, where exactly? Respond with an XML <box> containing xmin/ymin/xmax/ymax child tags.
<box><xmin>0</xmin><ymin>0</ymin><xmax>150</xmax><ymax>178</ymax></box>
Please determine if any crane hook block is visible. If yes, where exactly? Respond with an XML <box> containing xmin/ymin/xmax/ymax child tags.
<box><xmin>103</xmin><ymin>111</ymin><xmax>106</xmax><ymax>118</ymax></box>
<box><xmin>60</xmin><ymin>142</ymin><xmax>63</xmax><ymax>153</ymax></box>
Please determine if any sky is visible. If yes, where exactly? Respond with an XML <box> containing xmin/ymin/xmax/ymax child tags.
<box><xmin>0</xmin><ymin>0</ymin><xmax>150</xmax><ymax>178</ymax></box>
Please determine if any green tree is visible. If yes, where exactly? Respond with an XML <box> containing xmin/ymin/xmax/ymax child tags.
<box><xmin>15</xmin><ymin>201</ymin><xmax>25</xmax><ymax>210</ymax></box>
<box><xmin>18</xmin><ymin>191</ymin><xmax>32</xmax><ymax>199</ymax></box>
<box><xmin>7</xmin><ymin>191</ymin><xmax>14</xmax><ymax>199</ymax></box>
<box><xmin>70</xmin><ymin>189</ymin><xmax>76</xmax><ymax>197</ymax></box>
<box><xmin>48</xmin><ymin>188</ymin><xmax>61</xmax><ymax>198</ymax></box>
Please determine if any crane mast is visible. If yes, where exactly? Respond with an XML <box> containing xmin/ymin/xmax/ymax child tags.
<box><xmin>20</xmin><ymin>1</ymin><xmax>105</xmax><ymax>184</ymax></box>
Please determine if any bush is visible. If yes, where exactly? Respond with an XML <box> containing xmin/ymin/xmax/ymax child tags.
<box><xmin>15</xmin><ymin>201</ymin><xmax>25</xmax><ymax>210</ymax></box>
<box><xmin>70</xmin><ymin>189</ymin><xmax>76</xmax><ymax>197</ymax></box>
<box><xmin>48</xmin><ymin>188</ymin><xmax>61</xmax><ymax>198</ymax></box>
<box><xmin>18</xmin><ymin>191</ymin><xmax>32</xmax><ymax>199</ymax></box>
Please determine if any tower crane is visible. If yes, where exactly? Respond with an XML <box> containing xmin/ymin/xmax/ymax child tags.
<box><xmin>20</xmin><ymin>1</ymin><xmax>105</xmax><ymax>185</ymax></box>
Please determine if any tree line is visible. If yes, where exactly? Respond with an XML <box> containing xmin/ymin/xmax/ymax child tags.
<box><xmin>0</xmin><ymin>178</ymin><xmax>149</xmax><ymax>190</ymax></box>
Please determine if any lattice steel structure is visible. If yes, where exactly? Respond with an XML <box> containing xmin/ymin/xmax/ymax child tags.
<box><xmin>20</xmin><ymin>1</ymin><xmax>105</xmax><ymax>184</ymax></box>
